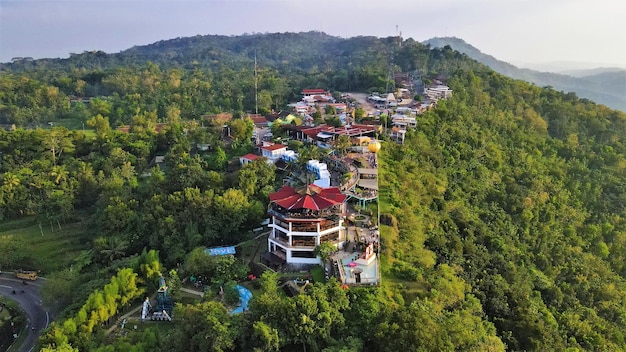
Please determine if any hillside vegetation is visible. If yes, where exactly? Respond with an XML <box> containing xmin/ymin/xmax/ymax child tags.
<box><xmin>424</xmin><ymin>37</ymin><xmax>626</xmax><ymax>112</ymax></box>
<box><xmin>380</xmin><ymin>68</ymin><xmax>626</xmax><ymax>350</ymax></box>
<box><xmin>0</xmin><ymin>32</ymin><xmax>625</xmax><ymax>351</ymax></box>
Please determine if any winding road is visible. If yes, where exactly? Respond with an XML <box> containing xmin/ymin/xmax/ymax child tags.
<box><xmin>0</xmin><ymin>273</ymin><xmax>52</xmax><ymax>352</ymax></box>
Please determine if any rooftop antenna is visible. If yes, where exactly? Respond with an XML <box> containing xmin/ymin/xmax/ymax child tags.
<box><xmin>254</xmin><ymin>51</ymin><xmax>259</xmax><ymax>115</ymax></box>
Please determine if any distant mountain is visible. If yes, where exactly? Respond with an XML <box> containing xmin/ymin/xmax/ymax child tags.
<box><xmin>558</xmin><ymin>67</ymin><xmax>626</xmax><ymax>78</ymax></box>
<box><xmin>518</xmin><ymin>61</ymin><xmax>625</xmax><ymax>74</ymax></box>
<box><xmin>423</xmin><ymin>37</ymin><xmax>626</xmax><ymax>111</ymax></box>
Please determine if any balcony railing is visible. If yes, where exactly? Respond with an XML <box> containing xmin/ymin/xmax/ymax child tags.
<box><xmin>291</xmin><ymin>239</ymin><xmax>316</xmax><ymax>247</ymax></box>
<box><xmin>320</xmin><ymin>219</ymin><xmax>341</xmax><ymax>231</ymax></box>
<box><xmin>269</xmin><ymin>205</ymin><xmax>342</xmax><ymax>221</ymax></box>
<box><xmin>270</xmin><ymin>234</ymin><xmax>289</xmax><ymax>245</ymax></box>
<box><xmin>320</xmin><ymin>232</ymin><xmax>340</xmax><ymax>243</ymax></box>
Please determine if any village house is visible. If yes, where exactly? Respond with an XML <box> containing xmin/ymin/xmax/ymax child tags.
<box><xmin>239</xmin><ymin>153</ymin><xmax>263</xmax><ymax>165</ymax></box>
<box><xmin>301</xmin><ymin>88</ymin><xmax>329</xmax><ymax>98</ymax></box>
<box><xmin>259</xmin><ymin>142</ymin><xmax>288</xmax><ymax>163</ymax></box>
<box><xmin>424</xmin><ymin>85</ymin><xmax>453</xmax><ymax>100</ymax></box>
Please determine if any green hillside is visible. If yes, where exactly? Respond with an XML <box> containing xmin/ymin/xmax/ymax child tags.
<box><xmin>0</xmin><ymin>32</ymin><xmax>625</xmax><ymax>351</ymax></box>
<box><xmin>424</xmin><ymin>37</ymin><xmax>626</xmax><ymax>112</ymax></box>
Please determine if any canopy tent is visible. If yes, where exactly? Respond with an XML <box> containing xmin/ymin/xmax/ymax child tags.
<box><xmin>269</xmin><ymin>184</ymin><xmax>346</xmax><ymax>211</ymax></box>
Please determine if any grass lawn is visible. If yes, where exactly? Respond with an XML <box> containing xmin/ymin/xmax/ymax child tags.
<box><xmin>0</xmin><ymin>217</ymin><xmax>89</xmax><ymax>274</ymax></box>
<box><xmin>310</xmin><ymin>265</ymin><xmax>325</xmax><ymax>283</ymax></box>
<box><xmin>44</xmin><ymin>118</ymin><xmax>97</xmax><ymax>138</ymax></box>
<box><xmin>0</xmin><ymin>301</ymin><xmax>12</xmax><ymax>324</ymax></box>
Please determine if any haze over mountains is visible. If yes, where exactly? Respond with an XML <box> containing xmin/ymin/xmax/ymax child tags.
<box><xmin>424</xmin><ymin>37</ymin><xmax>626</xmax><ymax>112</ymax></box>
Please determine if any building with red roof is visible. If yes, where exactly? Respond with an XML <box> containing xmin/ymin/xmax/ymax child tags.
<box><xmin>239</xmin><ymin>153</ymin><xmax>262</xmax><ymax>165</ymax></box>
<box><xmin>260</xmin><ymin>142</ymin><xmax>288</xmax><ymax>163</ymax></box>
<box><xmin>246</xmin><ymin>114</ymin><xmax>269</xmax><ymax>127</ymax></box>
<box><xmin>301</xmin><ymin>89</ymin><xmax>328</xmax><ymax>96</ymax></box>
<box><xmin>266</xmin><ymin>184</ymin><xmax>346</xmax><ymax>265</ymax></box>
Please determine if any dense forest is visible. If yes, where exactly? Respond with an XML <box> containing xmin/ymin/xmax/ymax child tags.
<box><xmin>1</xmin><ymin>32</ymin><xmax>625</xmax><ymax>351</ymax></box>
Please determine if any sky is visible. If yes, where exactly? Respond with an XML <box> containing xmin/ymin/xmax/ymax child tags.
<box><xmin>1</xmin><ymin>0</ymin><xmax>625</xmax><ymax>69</ymax></box>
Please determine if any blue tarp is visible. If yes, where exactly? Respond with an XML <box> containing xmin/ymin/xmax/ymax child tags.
<box><xmin>231</xmin><ymin>285</ymin><xmax>253</xmax><ymax>314</ymax></box>
<box><xmin>204</xmin><ymin>246</ymin><xmax>236</xmax><ymax>256</ymax></box>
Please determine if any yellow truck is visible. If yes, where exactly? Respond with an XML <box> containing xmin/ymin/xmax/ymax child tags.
<box><xmin>15</xmin><ymin>270</ymin><xmax>37</xmax><ymax>281</ymax></box>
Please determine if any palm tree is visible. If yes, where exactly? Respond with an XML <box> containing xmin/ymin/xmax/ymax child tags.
<box><xmin>314</xmin><ymin>241</ymin><xmax>336</xmax><ymax>273</ymax></box>
<box><xmin>333</xmin><ymin>135</ymin><xmax>351</xmax><ymax>157</ymax></box>
<box><xmin>97</xmin><ymin>236</ymin><xmax>129</xmax><ymax>264</ymax></box>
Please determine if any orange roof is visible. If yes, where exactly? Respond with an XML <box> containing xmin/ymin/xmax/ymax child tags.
<box><xmin>261</xmin><ymin>143</ymin><xmax>287</xmax><ymax>151</ymax></box>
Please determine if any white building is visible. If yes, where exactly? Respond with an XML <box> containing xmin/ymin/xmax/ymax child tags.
<box><xmin>266</xmin><ymin>185</ymin><xmax>346</xmax><ymax>265</ymax></box>
<box><xmin>260</xmin><ymin>142</ymin><xmax>288</xmax><ymax>163</ymax></box>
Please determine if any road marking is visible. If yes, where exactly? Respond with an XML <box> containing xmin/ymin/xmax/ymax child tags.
<box><xmin>46</xmin><ymin>311</ymin><xmax>49</xmax><ymax>327</ymax></box>
<box><xmin>0</xmin><ymin>285</ymin><xmax>13</xmax><ymax>289</ymax></box>
<box><xmin>0</xmin><ymin>277</ymin><xmax>42</xmax><ymax>287</ymax></box>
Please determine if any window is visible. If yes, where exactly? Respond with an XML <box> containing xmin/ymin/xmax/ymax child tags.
<box><xmin>291</xmin><ymin>251</ymin><xmax>317</xmax><ymax>258</ymax></box>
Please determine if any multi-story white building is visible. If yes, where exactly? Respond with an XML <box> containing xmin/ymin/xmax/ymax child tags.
<box><xmin>266</xmin><ymin>184</ymin><xmax>346</xmax><ymax>265</ymax></box>
<box><xmin>260</xmin><ymin>142</ymin><xmax>288</xmax><ymax>163</ymax></box>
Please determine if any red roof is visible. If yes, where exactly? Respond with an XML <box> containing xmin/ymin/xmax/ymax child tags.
<box><xmin>302</xmin><ymin>89</ymin><xmax>326</xmax><ymax>94</ymax></box>
<box><xmin>261</xmin><ymin>143</ymin><xmax>287</xmax><ymax>151</ymax></box>
<box><xmin>241</xmin><ymin>153</ymin><xmax>261</xmax><ymax>161</ymax></box>
<box><xmin>250</xmin><ymin>116</ymin><xmax>269</xmax><ymax>125</ymax></box>
<box><xmin>301</xmin><ymin>125</ymin><xmax>333</xmax><ymax>138</ymax></box>
<box><xmin>270</xmin><ymin>185</ymin><xmax>346</xmax><ymax>211</ymax></box>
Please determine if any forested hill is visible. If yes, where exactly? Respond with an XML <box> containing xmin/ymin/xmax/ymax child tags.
<box><xmin>0</xmin><ymin>32</ymin><xmax>485</xmax><ymax>126</ymax></box>
<box><xmin>424</xmin><ymin>37</ymin><xmax>626</xmax><ymax>112</ymax></box>
<box><xmin>1</xmin><ymin>31</ymin><xmax>353</xmax><ymax>72</ymax></box>
<box><xmin>1</xmin><ymin>32</ymin><xmax>626</xmax><ymax>351</ymax></box>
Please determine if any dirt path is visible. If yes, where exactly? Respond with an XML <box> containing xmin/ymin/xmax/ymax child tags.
<box><xmin>347</xmin><ymin>93</ymin><xmax>378</xmax><ymax>116</ymax></box>
<box><xmin>104</xmin><ymin>305</ymin><xmax>143</xmax><ymax>335</ymax></box>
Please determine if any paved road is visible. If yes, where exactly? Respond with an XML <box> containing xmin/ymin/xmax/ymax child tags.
<box><xmin>0</xmin><ymin>274</ymin><xmax>51</xmax><ymax>352</ymax></box>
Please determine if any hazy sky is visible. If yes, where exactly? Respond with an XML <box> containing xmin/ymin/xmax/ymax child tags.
<box><xmin>1</xmin><ymin>0</ymin><xmax>625</xmax><ymax>68</ymax></box>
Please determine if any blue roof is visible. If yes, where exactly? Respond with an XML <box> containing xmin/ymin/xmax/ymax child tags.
<box><xmin>204</xmin><ymin>246</ymin><xmax>236</xmax><ymax>256</ymax></box>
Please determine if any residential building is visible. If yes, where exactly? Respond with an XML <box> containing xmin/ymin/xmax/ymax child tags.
<box><xmin>391</xmin><ymin>115</ymin><xmax>417</xmax><ymax>128</ymax></box>
<box><xmin>301</xmin><ymin>89</ymin><xmax>329</xmax><ymax>97</ymax></box>
<box><xmin>260</xmin><ymin>142</ymin><xmax>288</xmax><ymax>163</ymax></box>
<box><xmin>240</xmin><ymin>153</ymin><xmax>262</xmax><ymax>165</ymax></box>
<box><xmin>306</xmin><ymin>160</ymin><xmax>331</xmax><ymax>187</ymax></box>
<box><xmin>424</xmin><ymin>85</ymin><xmax>453</xmax><ymax>100</ymax></box>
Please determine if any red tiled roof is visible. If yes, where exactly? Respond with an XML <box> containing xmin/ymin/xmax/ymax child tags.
<box><xmin>241</xmin><ymin>153</ymin><xmax>261</xmax><ymax>161</ymax></box>
<box><xmin>250</xmin><ymin>116</ymin><xmax>269</xmax><ymax>125</ymax></box>
<box><xmin>270</xmin><ymin>185</ymin><xmax>346</xmax><ymax>211</ymax></box>
<box><xmin>261</xmin><ymin>143</ymin><xmax>287</xmax><ymax>151</ymax></box>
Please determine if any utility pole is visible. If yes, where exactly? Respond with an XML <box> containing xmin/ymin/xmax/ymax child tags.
<box><xmin>254</xmin><ymin>51</ymin><xmax>258</xmax><ymax>115</ymax></box>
